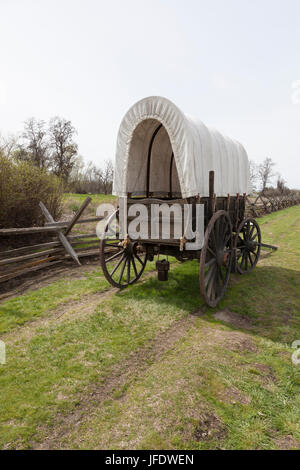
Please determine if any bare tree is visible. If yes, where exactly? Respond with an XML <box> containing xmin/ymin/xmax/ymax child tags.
<box><xmin>21</xmin><ymin>118</ymin><xmax>49</xmax><ymax>168</ymax></box>
<box><xmin>102</xmin><ymin>159</ymin><xmax>114</xmax><ymax>194</ymax></box>
<box><xmin>49</xmin><ymin>117</ymin><xmax>78</xmax><ymax>182</ymax></box>
<box><xmin>68</xmin><ymin>155</ymin><xmax>86</xmax><ymax>192</ymax></box>
<box><xmin>82</xmin><ymin>161</ymin><xmax>99</xmax><ymax>193</ymax></box>
<box><xmin>90</xmin><ymin>165</ymin><xmax>104</xmax><ymax>193</ymax></box>
<box><xmin>258</xmin><ymin>157</ymin><xmax>275</xmax><ymax>192</ymax></box>
<box><xmin>0</xmin><ymin>133</ymin><xmax>19</xmax><ymax>158</ymax></box>
<box><xmin>249</xmin><ymin>159</ymin><xmax>258</xmax><ymax>192</ymax></box>
<box><xmin>276</xmin><ymin>174</ymin><xmax>288</xmax><ymax>194</ymax></box>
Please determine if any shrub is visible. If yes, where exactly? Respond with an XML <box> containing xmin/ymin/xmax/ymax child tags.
<box><xmin>0</xmin><ymin>153</ymin><xmax>64</xmax><ymax>228</ymax></box>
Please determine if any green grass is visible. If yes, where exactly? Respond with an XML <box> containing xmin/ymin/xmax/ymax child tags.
<box><xmin>0</xmin><ymin>260</ymin><xmax>160</xmax><ymax>335</ymax></box>
<box><xmin>63</xmin><ymin>193</ymin><xmax>117</xmax><ymax>205</ymax></box>
<box><xmin>0</xmin><ymin>206</ymin><xmax>299</xmax><ymax>449</ymax></box>
<box><xmin>62</xmin><ymin>192</ymin><xmax>117</xmax><ymax>234</ymax></box>
<box><xmin>0</xmin><ymin>269</ymin><xmax>110</xmax><ymax>335</ymax></box>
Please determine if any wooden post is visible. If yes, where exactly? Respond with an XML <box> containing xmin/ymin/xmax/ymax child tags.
<box><xmin>235</xmin><ymin>193</ymin><xmax>240</xmax><ymax>230</ymax></box>
<box><xmin>64</xmin><ymin>197</ymin><xmax>91</xmax><ymax>236</ymax></box>
<box><xmin>243</xmin><ymin>192</ymin><xmax>246</xmax><ymax>217</ymax></box>
<box><xmin>209</xmin><ymin>171</ymin><xmax>214</xmax><ymax>217</ymax></box>
<box><xmin>226</xmin><ymin>193</ymin><xmax>231</xmax><ymax>212</ymax></box>
<box><xmin>39</xmin><ymin>202</ymin><xmax>81</xmax><ymax>266</ymax></box>
<box><xmin>213</xmin><ymin>194</ymin><xmax>216</xmax><ymax>214</ymax></box>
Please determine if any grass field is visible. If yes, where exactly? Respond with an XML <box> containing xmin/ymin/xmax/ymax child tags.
<box><xmin>0</xmin><ymin>206</ymin><xmax>299</xmax><ymax>449</ymax></box>
<box><xmin>63</xmin><ymin>193</ymin><xmax>116</xmax><ymax>214</ymax></box>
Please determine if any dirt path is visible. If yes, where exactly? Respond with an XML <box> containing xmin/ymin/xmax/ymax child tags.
<box><xmin>34</xmin><ymin>312</ymin><xmax>200</xmax><ymax>449</ymax></box>
<box><xmin>33</xmin><ymin>307</ymin><xmax>259</xmax><ymax>450</ymax></box>
<box><xmin>2</xmin><ymin>268</ymin><xmax>160</xmax><ymax>345</ymax></box>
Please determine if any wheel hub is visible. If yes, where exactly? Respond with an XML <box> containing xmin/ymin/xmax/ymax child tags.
<box><xmin>217</xmin><ymin>249</ymin><xmax>225</xmax><ymax>266</ymax></box>
<box><xmin>245</xmin><ymin>240</ymin><xmax>255</xmax><ymax>251</ymax></box>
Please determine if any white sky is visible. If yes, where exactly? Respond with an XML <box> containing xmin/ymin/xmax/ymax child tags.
<box><xmin>0</xmin><ymin>0</ymin><xmax>300</xmax><ymax>188</ymax></box>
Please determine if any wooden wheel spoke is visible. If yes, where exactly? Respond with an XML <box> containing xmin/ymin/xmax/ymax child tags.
<box><xmin>249</xmin><ymin>224</ymin><xmax>255</xmax><ymax>238</ymax></box>
<box><xmin>211</xmin><ymin>229</ymin><xmax>218</xmax><ymax>250</ymax></box>
<box><xmin>243</xmin><ymin>250</ymin><xmax>248</xmax><ymax>269</ymax></box>
<box><xmin>131</xmin><ymin>255</ymin><xmax>138</xmax><ymax>277</ymax></box>
<box><xmin>207</xmin><ymin>266</ymin><xmax>217</xmax><ymax>299</ymax></box>
<box><xmin>240</xmin><ymin>249</ymin><xmax>247</xmax><ymax>268</ymax></box>
<box><xmin>118</xmin><ymin>256</ymin><xmax>127</xmax><ymax>284</ymax></box>
<box><xmin>105</xmin><ymin>249</ymin><xmax>124</xmax><ymax>263</ymax></box>
<box><xmin>220</xmin><ymin>221</ymin><xmax>228</xmax><ymax>245</ymax></box>
<box><xmin>224</xmin><ymin>231</ymin><xmax>231</xmax><ymax>246</ymax></box>
<box><xmin>216</xmin><ymin>218</ymin><xmax>222</xmax><ymax>244</ymax></box>
<box><xmin>218</xmin><ymin>266</ymin><xmax>225</xmax><ymax>284</ymax></box>
<box><xmin>207</xmin><ymin>246</ymin><xmax>216</xmax><ymax>258</ymax></box>
<box><xmin>205</xmin><ymin>257</ymin><xmax>216</xmax><ymax>268</ymax></box>
<box><xmin>251</xmin><ymin>231</ymin><xmax>258</xmax><ymax>241</ymax></box>
<box><xmin>246</xmin><ymin>220</ymin><xmax>251</xmax><ymax>233</ymax></box>
<box><xmin>237</xmin><ymin>244</ymin><xmax>246</xmax><ymax>249</ymax></box>
<box><xmin>205</xmin><ymin>264</ymin><xmax>216</xmax><ymax>289</ymax></box>
<box><xmin>127</xmin><ymin>257</ymin><xmax>131</xmax><ymax>283</ymax></box>
<box><xmin>217</xmin><ymin>218</ymin><xmax>224</xmax><ymax>244</ymax></box>
<box><xmin>245</xmin><ymin>251</ymin><xmax>248</xmax><ymax>270</ymax></box>
<box><xmin>134</xmin><ymin>253</ymin><xmax>144</xmax><ymax>265</ymax></box>
<box><xmin>110</xmin><ymin>253</ymin><xmax>125</xmax><ymax>277</ymax></box>
<box><xmin>105</xmin><ymin>242</ymin><xmax>121</xmax><ymax>248</ymax></box>
<box><xmin>215</xmin><ymin>271</ymin><xmax>222</xmax><ymax>296</ymax></box>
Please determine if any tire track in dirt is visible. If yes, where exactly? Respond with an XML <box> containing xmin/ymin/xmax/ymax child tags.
<box><xmin>1</xmin><ymin>269</ymin><xmax>160</xmax><ymax>344</ymax></box>
<box><xmin>33</xmin><ymin>312</ymin><xmax>198</xmax><ymax>449</ymax></box>
<box><xmin>33</xmin><ymin>311</ymin><xmax>258</xmax><ymax>450</ymax></box>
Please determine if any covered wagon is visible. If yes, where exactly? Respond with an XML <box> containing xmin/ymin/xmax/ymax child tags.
<box><xmin>100</xmin><ymin>96</ymin><xmax>261</xmax><ymax>306</ymax></box>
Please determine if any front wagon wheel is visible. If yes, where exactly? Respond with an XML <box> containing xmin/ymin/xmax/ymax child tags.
<box><xmin>199</xmin><ymin>210</ymin><xmax>233</xmax><ymax>307</ymax></box>
<box><xmin>235</xmin><ymin>217</ymin><xmax>261</xmax><ymax>274</ymax></box>
<box><xmin>99</xmin><ymin>210</ymin><xmax>148</xmax><ymax>288</ymax></box>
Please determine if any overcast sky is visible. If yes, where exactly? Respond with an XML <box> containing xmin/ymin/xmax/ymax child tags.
<box><xmin>0</xmin><ymin>0</ymin><xmax>299</xmax><ymax>188</ymax></box>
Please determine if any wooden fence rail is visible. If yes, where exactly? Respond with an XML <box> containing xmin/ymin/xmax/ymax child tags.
<box><xmin>0</xmin><ymin>197</ymin><xmax>104</xmax><ymax>284</ymax></box>
<box><xmin>245</xmin><ymin>193</ymin><xmax>300</xmax><ymax>217</ymax></box>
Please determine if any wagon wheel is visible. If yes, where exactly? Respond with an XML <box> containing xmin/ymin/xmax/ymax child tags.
<box><xmin>99</xmin><ymin>210</ymin><xmax>148</xmax><ymax>288</ymax></box>
<box><xmin>235</xmin><ymin>217</ymin><xmax>261</xmax><ymax>274</ymax></box>
<box><xmin>199</xmin><ymin>210</ymin><xmax>233</xmax><ymax>308</ymax></box>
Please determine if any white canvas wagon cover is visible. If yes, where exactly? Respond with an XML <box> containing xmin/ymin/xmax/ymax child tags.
<box><xmin>113</xmin><ymin>96</ymin><xmax>250</xmax><ymax>198</ymax></box>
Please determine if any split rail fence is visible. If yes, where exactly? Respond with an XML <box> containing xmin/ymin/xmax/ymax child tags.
<box><xmin>0</xmin><ymin>197</ymin><xmax>104</xmax><ymax>284</ymax></box>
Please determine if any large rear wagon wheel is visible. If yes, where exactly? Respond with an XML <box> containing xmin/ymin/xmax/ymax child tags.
<box><xmin>235</xmin><ymin>217</ymin><xmax>261</xmax><ymax>274</ymax></box>
<box><xmin>199</xmin><ymin>210</ymin><xmax>233</xmax><ymax>307</ymax></box>
<box><xmin>99</xmin><ymin>210</ymin><xmax>148</xmax><ymax>288</ymax></box>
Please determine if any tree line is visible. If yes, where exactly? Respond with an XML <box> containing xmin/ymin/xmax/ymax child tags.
<box><xmin>0</xmin><ymin>119</ymin><xmax>295</xmax><ymax>197</ymax></box>
<box><xmin>0</xmin><ymin>117</ymin><xmax>114</xmax><ymax>194</ymax></box>
<box><xmin>249</xmin><ymin>157</ymin><xmax>292</xmax><ymax>195</ymax></box>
